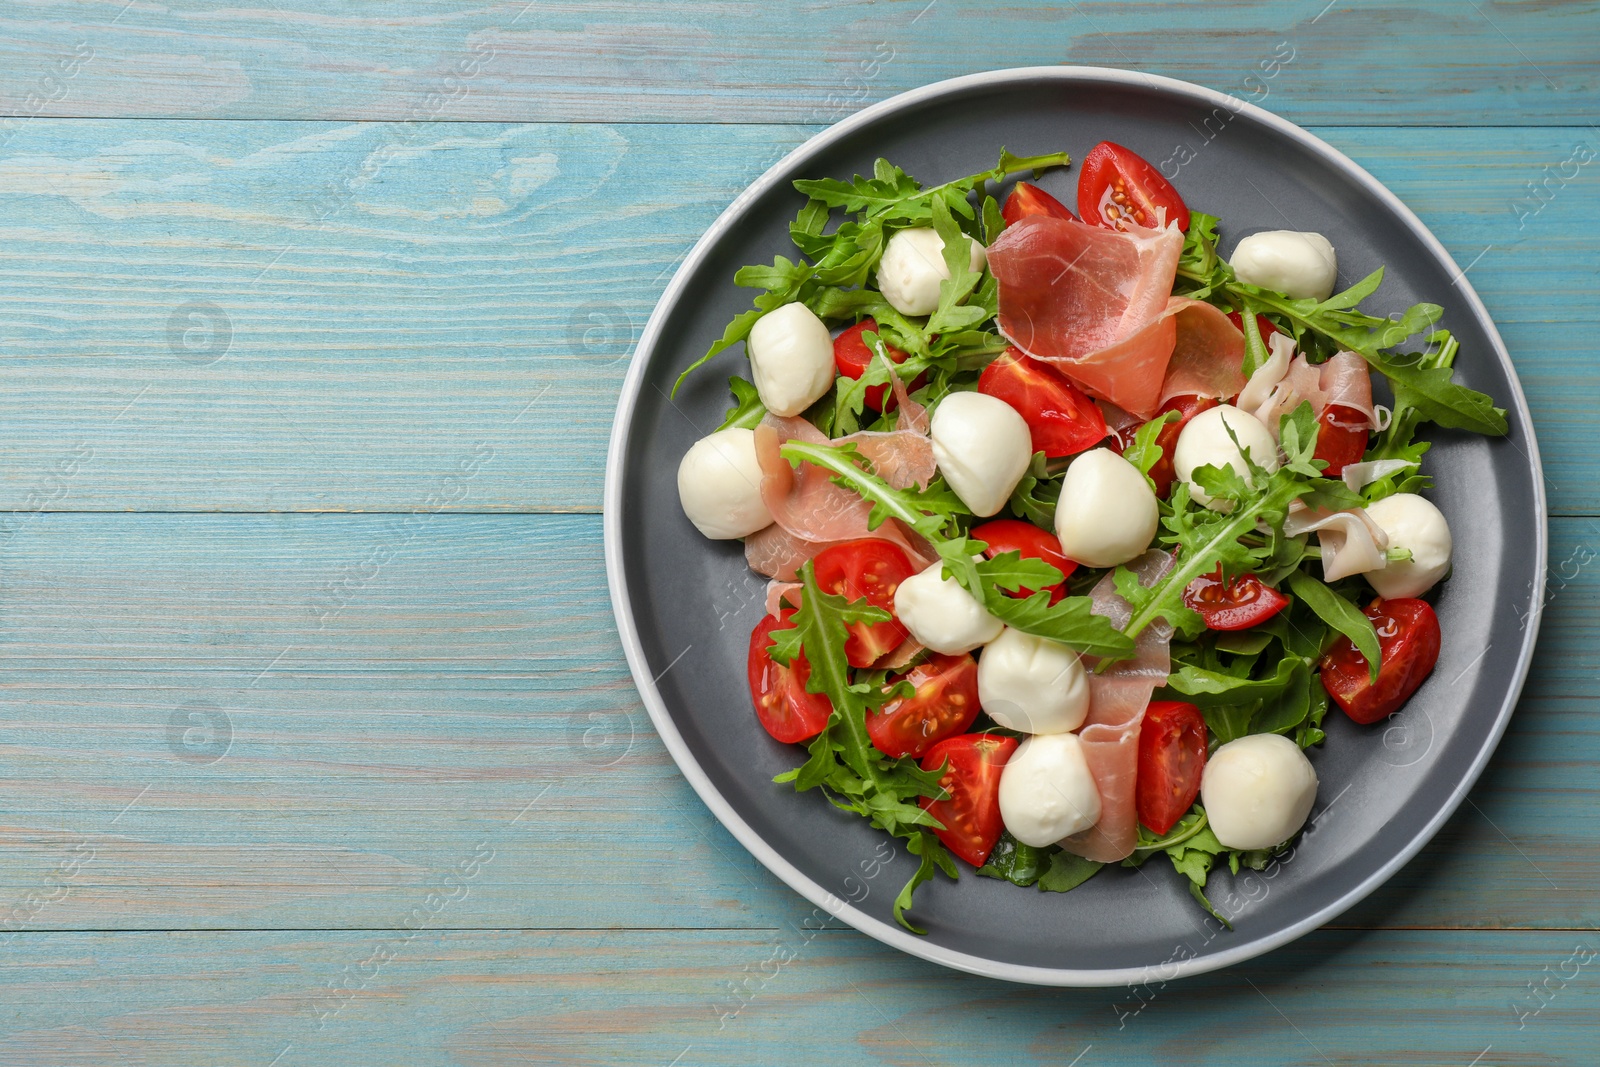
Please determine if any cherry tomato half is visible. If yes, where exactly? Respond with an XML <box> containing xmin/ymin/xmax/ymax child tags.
<box><xmin>1136</xmin><ymin>701</ymin><xmax>1208</xmax><ymax>836</ymax></box>
<box><xmin>978</xmin><ymin>346</ymin><xmax>1107</xmax><ymax>458</ymax></box>
<box><xmin>1320</xmin><ymin>598</ymin><xmax>1441</xmax><ymax>724</ymax></box>
<box><xmin>866</xmin><ymin>654</ymin><xmax>981</xmax><ymax>759</ymax></box>
<box><xmin>1144</xmin><ymin>394</ymin><xmax>1219</xmax><ymax>498</ymax></box>
<box><xmin>1314</xmin><ymin>404</ymin><xmax>1371</xmax><ymax>479</ymax></box>
<box><xmin>1001</xmin><ymin>181</ymin><xmax>1078</xmax><ymax>226</ymax></box>
<box><xmin>919</xmin><ymin>733</ymin><xmax>1018</xmax><ymax>867</ymax></box>
<box><xmin>747</xmin><ymin>610</ymin><xmax>832</xmax><ymax>744</ymax></box>
<box><xmin>971</xmin><ymin>518</ymin><xmax>1077</xmax><ymax>605</ymax></box>
<box><xmin>833</xmin><ymin>318</ymin><xmax>925</xmax><ymax>413</ymax></box>
<box><xmin>1078</xmin><ymin>141</ymin><xmax>1191</xmax><ymax>231</ymax></box>
<box><xmin>1182</xmin><ymin>566</ymin><xmax>1290</xmax><ymax>631</ymax></box>
<box><xmin>812</xmin><ymin>539</ymin><xmax>916</xmax><ymax>668</ymax></box>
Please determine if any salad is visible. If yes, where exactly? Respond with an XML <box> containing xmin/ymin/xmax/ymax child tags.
<box><xmin>671</xmin><ymin>141</ymin><xmax>1507</xmax><ymax>932</ymax></box>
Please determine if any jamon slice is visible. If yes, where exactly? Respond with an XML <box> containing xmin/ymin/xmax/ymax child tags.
<box><xmin>1058</xmin><ymin>551</ymin><xmax>1174</xmax><ymax>863</ymax></box>
<box><xmin>990</xmin><ymin>216</ymin><xmax>1242</xmax><ymax>417</ymax></box>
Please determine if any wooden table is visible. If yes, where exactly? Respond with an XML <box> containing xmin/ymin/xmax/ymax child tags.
<box><xmin>1</xmin><ymin>2</ymin><xmax>1595</xmax><ymax>1063</ymax></box>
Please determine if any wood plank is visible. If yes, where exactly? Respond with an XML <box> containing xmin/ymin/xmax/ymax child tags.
<box><xmin>0</xmin><ymin>121</ymin><xmax>1595</xmax><ymax>512</ymax></box>
<box><xmin>0</xmin><ymin>513</ymin><xmax>1592</xmax><ymax>931</ymax></box>
<box><xmin>1</xmin><ymin>1</ymin><xmax>1596</xmax><ymax>125</ymax></box>
<box><xmin>0</xmin><ymin>928</ymin><xmax>1594</xmax><ymax>1064</ymax></box>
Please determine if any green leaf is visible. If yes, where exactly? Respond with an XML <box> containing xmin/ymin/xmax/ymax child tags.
<box><xmin>794</xmin><ymin>148</ymin><xmax>1069</xmax><ymax>224</ymax></box>
<box><xmin>671</xmin><ymin>309</ymin><xmax>763</xmax><ymax>398</ymax></box>
<box><xmin>925</xmin><ymin>196</ymin><xmax>986</xmax><ymax>337</ymax></box>
<box><xmin>1007</xmin><ymin>452</ymin><xmax>1061</xmax><ymax>527</ymax></box>
<box><xmin>895</xmin><ymin>830</ymin><xmax>958</xmax><ymax>934</ymax></box>
<box><xmin>1037</xmin><ymin>851</ymin><xmax>1104</xmax><ymax>893</ymax></box>
<box><xmin>976</xmin><ymin>832</ymin><xmax>1048</xmax><ymax>887</ymax></box>
<box><xmin>982</xmin><ymin>583</ymin><xmax>1135</xmax><ymax>659</ymax></box>
<box><xmin>1165</xmin><ymin>654</ymin><xmax>1309</xmax><ymax>707</ymax></box>
<box><xmin>1123</xmin><ymin>411</ymin><xmax>1180</xmax><ymax>490</ymax></box>
<box><xmin>1369</xmin><ymin>349</ymin><xmax>1509</xmax><ymax>436</ymax></box>
<box><xmin>717</xmin><ymin>376</ymin><xmax>767</xmax><ymax>430</ymax></box>
<box><xmin>1286</xmin><ymin>570</ymin><xmax>1381</xmax><ymax>682</ymax></box>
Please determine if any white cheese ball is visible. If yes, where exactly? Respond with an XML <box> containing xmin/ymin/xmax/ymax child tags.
<box><xmin>1363</xmin><ymin>493</ymin><xmax>1453</xmax><ymax>599</ymax></box>
<box><xmin>676</xmin><ymin>428</ymin><xmax>774</xmax><ymax>539</ymax></box>
<box><xmin>998</xmin><ymin>733</ymin><xmax>1102</xmax><ymax>847</ymax></box>
<box><xmin>1201</xmin><ymin>734</ymin><xmax>1319</xmax><ymax>851</ymax></box>
<box><xmin>1174</xmin><ymin>404</ymin><xmax>1281</xmax><ymax>508</ymax></box>
<box><xmin>1053</xmin><ymin>448</ymin><xmax>1159</xmax><ymax>568</ymax></box>
<box><xmin>746</xmin><ymin>301</ymin><xmax>835</xmax><ymax>417</ymax></box>
<box><xmin>1230</xmin><ymin>230</ymin><xmax>1338</xmax><ymax>301</ymax></box>
<box><xmin>976</xmin><ymin>626</ymin><xmax>1090</xmax><ymax>734</ymax></box>
<box><xmin>875</xmin><ymin>227</ymin><xmax>987</xmax><ymax>317</ymax></box>
<box><xmin>929</xmin><ymin>391</ymin><xmax>1033</xmax><ymax>518</ymax></box>
<box><xmin>893</xmin><ymin>561</ymin><xmax>1003</xmax><ymax>654</ymax></box>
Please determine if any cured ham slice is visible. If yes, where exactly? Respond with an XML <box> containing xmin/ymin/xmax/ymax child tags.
<box><xmin>1284</xmin><ymin>503</ymin><xmax>1390</xmax><ymax>582</ymax></box>
<box><xmin>764</xmin><ymin>579</ymin><xmax>802</xmax><ymax>617</ymax></box>
<box><xmin>1156</xmin><ymin>300</ymin><xmax>1248</xmax><ymax>406</ymax></box>
<box><xmin>989</xmin><ymin>216</ymin><xmax>1242</xmax><ymax>417</ymax></box>
<box><xmin>1058</xmin><ymin>550</ymin><xmax>1174</xmax><ymax>863</ymax></box>
<box><xmin>747</xmin><ymin>415</ymin><xmax>935</xmax><ymax>580</ymax></box>
<box><xmin>1247</xmin><ymin>348</ymin><xmax>1378</xmax><ymax>438</ymax></box>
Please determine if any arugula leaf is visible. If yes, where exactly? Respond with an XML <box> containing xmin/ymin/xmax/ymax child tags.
<box><xmin>925</xmin><ymin>196</ymin><xmax>988</xmax><ymax>336</ymax></box>
<box><xmin>778</xmin><ymin>439</ymin><xmax>969</xmax><ymax>543</ymax></box>
<box><xmin>1037</xmin><ymin>851</ymin><xmax>1104</xmax><ymax>893</ymax></box>
<box><xmin>1123</xmin><ymin>411</ymin><xmax>1180</xmax><ymax>492</ymax></box>
<box><xmin>1226</xmin><ymin>273</ymin><xmax>1507</xmax><ymax>436</ymax></box>
<box><xmin>976</xmin><ymin>832</ymin><xmax>1048</xmax><ymax>887</ymax></box>
<box><xmin>768</xmin><ymin>561</ymin><xmax>958</xmax><ymax>932</ymax></box>
<box><xmin>1112</xmin><ymin>405</ymin><xmax>1349</xmax><ymax>648</ymax></box>
<box><xmin>895</xmin><ymin>830</ymin><xmax>960</xmax><ymax>934</ymax></box>
<box><xmin>1174</xmin><ymin>211</ymin><xmax>1227</xmax><ymax>299</ymax></box>
<box><xmin>1286</xmin><ymin>570</ymin><xmax>1380</xmax><ymax>682</ymax></box>
<box><xmin>671</xmin><ymin>309</ymin><xmax>763</xmax><ymax>398</ymax></box>
<box><xmin>1007</xmin><ymin>452</ymin><xmax>1061</xmax><ymax>528</ymax></box>
<box><xmin>794</xmin><ymin>149</ymin><xmax>1071</xmax><ymax>224</ymax></box>
<box><xmin>981</xmin><ymin>570</ymin><xmax>1135</xmax><ymax>659</ymax></box>
<box><xmin>1165</xmin><ymin>654</ymin><xmax>1308</xmax><ymax>707</ymax></box>
<box><xmin>718</xmin><ymin>376</ymin><xmax>767</xmax><ymax>430</ymax></box>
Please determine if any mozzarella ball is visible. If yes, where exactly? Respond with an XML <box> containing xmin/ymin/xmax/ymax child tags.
<box><xmin>929</xmin><ymin>391</ymin><xmax>1033</xmax><ymax>517</ymax></box>
<box><xmin>676</xmin><ymin>428</ymin><xmax>774</xmax><ymax>539</ymax></box>
<box><xmin>893</xmin><ymin>561</ymin><xmax>1003</xmax><ymax>654</ymax></box>
<box><xmin>1363</xmin><ymin>493</ymin><xmax>1453</xmax><ymax>599</ymax></box>
<box><xmin>1201</xmin><ymin>734</ymin><xmax>1319</xmax><ymax>851</ymax></box>
<box><xmin>746</xmin><ymin>301</ymin><xmax>835</xmax><ymax>417</ymax></box>
<box><xmin>1230</xmin><ymin>230</ymin><xmax>1338</xmax><ymax>301</ymax></box>
<box><xmin>1174</xmin><ymin>404</ymin><xmax>1281</xmax><ymax>508</ymax></box>
<box><xmin>998</xmin><ymin>733</ymin><xmax>1102</xmax><ymax>847</ymax></box>
<box><xmin>1053</xmin><ymin>448</ymin><xmax>1159</xmax><ymax>568</ymax></box>
<box><xmin>875</xmin><ymin>227</ymin><xmax>987</xmax><ymax>317</ymax></box>
<box><xmin>976</xmin><ymin>626</ymin><xmax>1090</xmax><ymax>734</ymax></box>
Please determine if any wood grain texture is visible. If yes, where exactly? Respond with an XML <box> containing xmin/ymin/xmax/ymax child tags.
<box><xmin>0</xmin><ymin>928</ymin><xmax>1595</xmax><ymax>1066</ymax></box>
<box><xmin>0</xmin><ymin>514</ymin><xmax>1592</xmax><ymax>932</ymax></box>
<box><xmin>1</xmin><ymin>1</ymin><xmax>1597</xmax><ymax>125</ymax></box>
<box><xmin>0</xmin><ymin>121</ymin><xmax>1596</xmax><ymax>512</ymax></box>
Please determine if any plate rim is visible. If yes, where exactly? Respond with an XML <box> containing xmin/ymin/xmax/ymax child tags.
<box><xmin>603</xmin><ymin>65</ymin><xmax>1547</xmax><ymax>987</ymax></box>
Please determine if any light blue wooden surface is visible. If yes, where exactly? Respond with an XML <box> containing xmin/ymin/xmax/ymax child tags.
<box><xmin>2</xmin><ymin>2</ymin><xmax>1599</xmax><ymax>1064</ymax></box>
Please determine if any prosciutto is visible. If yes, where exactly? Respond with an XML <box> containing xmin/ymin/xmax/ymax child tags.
<box><xmin>1247</xmin><ymin>348</ymin><xmax>1379</xmax><ymax>438</ymax></box>
<box><xmin>989</xmin><ymin>215</ymin><xmax>1244</xmax><ymax>418</ymax></box>
<box><xmin>1283</xmin><ymin>503</ymin><xmax>1390</xmax><ymax>582</ymax></box>
<box><xmin>1058</xmin><ymin>550</ymin><xmax>1175</xmax><ymax>863</ymax></box>
<box><xmin>746</xmin><ymin>408</ymin><xmax>935</xmax><ymax>580</ymax></box>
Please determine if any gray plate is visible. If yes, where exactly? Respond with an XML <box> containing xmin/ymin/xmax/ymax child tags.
<box><xmin>604</xmin><ymin>68</ymin><xmax>1545</xmax><ymax>986</ymax></box>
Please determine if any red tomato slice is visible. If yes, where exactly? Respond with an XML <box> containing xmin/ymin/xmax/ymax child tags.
<box><xmin>1314</xmin><ymin>404</ymin><xmax>1370</xmax><ymax>479</ymax></box>
<box><xmin>977</xmin><ymin>346</ymin><xmax>1107</xmax><ymax>457</ymax></box>
<box><xmin>1182</xmin><ymin>566</ymin><xmax>1290</xmax><ymax>631</ymax></box>
<box><xmin>1320</xmin><ymin>598</ymin><xmax>1442</xmax><ymax>724</ymax></box>
<box><xmin>866</xmin><ymin>654</ymin><xmax>981</xmax><ymax>759</ymax></box>
<box><xmin>747</xmin><ymin>610</ymin><xmax>832</xmax><ymax>744</ymax></box>
<box><xmin>1136</xmin><ymin>701</ymin><xmax>1207</xmax><ymax>836</ymax></box>
<box><xmin>833</xmin><ymin>319</ymin><xmax>925</xmax><ymax>413</ymax></box>
<box><xmin>1144</xmin><ymin>394</ymin><xmax>1219</xmax><ymax>498</ymax></box>
<box><xmin>919</xmin><ymin>734</ymin><xmax>1018</xmax><ymax>867</ymax></box>
<box><xmin>1001</xmin><ymin>181</ymin><xmax>1077</xmax><ymax>226</ymax></box>
<box><xmin>1078</xmin><ymin>141</ymin><xmax>1191</xmax><ymax>231</ymax></box>
<box><xmin>971</xmin><ymin>518</ymin><xmax>1077</xmax><ymax>605</ymax></box>
<box><xmin>812</xmin><ymin>539</ymin><xmax>916</xmax><ymax>668</ymax></box>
